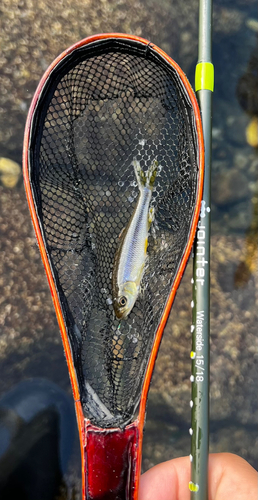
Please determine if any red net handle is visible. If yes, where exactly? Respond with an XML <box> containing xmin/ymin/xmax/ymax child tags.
<box><xmin>76</xmin><ymin>402</ymin><xmax>142</xmax><ymax>500</ymax></box>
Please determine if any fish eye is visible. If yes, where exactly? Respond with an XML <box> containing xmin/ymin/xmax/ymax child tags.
<box><xmin>119</xmin><ymin>296</ymin><xmax>127</xmax><ymax>307</ymax></box>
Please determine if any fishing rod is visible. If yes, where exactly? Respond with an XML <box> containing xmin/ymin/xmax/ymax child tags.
<box><xmin>190</xmin><ymin>0</ymin><xmax>213</xmax><ymax>498</ymax></box>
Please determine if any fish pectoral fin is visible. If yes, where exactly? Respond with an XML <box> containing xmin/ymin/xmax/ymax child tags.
<box><xmin>144</xmin><ymin>237</ymin><xmax>148</xmax><ymax>253</ymax></box>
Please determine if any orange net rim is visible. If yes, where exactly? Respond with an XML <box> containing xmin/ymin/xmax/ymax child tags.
<box><xmin>23</xmin><ymin>32</ymin><xmax>204</xmax><ymax>498</ymax></box>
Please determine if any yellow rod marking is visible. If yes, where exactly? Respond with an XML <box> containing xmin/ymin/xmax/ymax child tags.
<box><xmin>189</xmin><ymin>481</ymin><xmax>200</xmax><ymax>492</ymax></box>
<box><xmin>195</xmin><ymin>62</ymin><xmax>214</xmax><ymax>92</ymax></box>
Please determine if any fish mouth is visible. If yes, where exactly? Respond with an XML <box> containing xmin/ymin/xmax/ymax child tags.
<box><xmin>113</xmin><ymin>301</ymin><xmax>130</xmax><ymax>320</ymax></box>
<box><xmin>115</xmin><ymin>310</ymin><xmax>128</xmax><ymax>320</ymax></box>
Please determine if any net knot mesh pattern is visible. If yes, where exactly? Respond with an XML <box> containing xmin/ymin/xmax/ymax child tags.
<box><xmin>29</xmin><ymin>38</ymin><xmax>200</xmax><ymax>428</ymax></box>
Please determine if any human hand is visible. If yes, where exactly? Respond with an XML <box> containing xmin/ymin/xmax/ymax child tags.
<box><xmin>139</xmin><ymin>453</ymin><xmax>257</xmax><ymax>500</ymax></box>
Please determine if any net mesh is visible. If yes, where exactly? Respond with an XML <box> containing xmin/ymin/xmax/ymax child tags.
<box><xmin>29</xmin><ymin>39</ymin><xmax>200</xmax><ymax>428</ymax></box>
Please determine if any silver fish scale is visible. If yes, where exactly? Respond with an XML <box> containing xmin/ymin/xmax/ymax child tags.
<box><xmin>31</xmin><ymin>39</ymin><xmax>200</xmax><ymax>428</ymax></box>
<box><xmin>119</xmin><ymin>186</ymin><xmax>151</xmax><ymax>285</ymax></box>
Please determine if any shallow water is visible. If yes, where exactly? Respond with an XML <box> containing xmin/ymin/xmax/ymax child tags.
<box><xmin>0</xmin><ymin>0</ymin><xmax>257</xmax><ymax>497</ymax></box>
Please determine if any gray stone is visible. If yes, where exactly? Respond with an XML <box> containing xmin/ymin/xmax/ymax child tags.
<box><xmin>0</xmin><ymin>157</ymin><xmax>21</xmax><ymax>188</ymax></box>
<box><xmin>225</xmin><ymin>113</ymin><xmax>250</xmax><ymax>147</ymax></box>
<box><xmin>212</xmin><ymin>168</ymin><xmax>250</xmax><ymax>206</ymax></box>
<box><xmin>226</xmin><ymin>200</ymin><xmax>253</xmax><ymax>230</ymax></box>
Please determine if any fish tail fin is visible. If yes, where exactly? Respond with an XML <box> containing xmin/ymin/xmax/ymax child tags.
<box><xmin>133</xmin><ymin>158</ymin><xmax>158</xmax><ymax>190</ymax></box>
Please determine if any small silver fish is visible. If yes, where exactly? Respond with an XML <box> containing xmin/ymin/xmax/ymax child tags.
<box><xmin>112</xmin><ymin>158</ymin><xmax>158</xmax><ymax>319</ymax></box>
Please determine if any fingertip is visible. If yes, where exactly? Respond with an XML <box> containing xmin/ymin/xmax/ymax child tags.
<box><xmin>139</xmin><ymin>457</ymin><xmax>190</xmax><ymax>500</ymax></box>
<box><xmin>208</xmin><ymin>453</ymin><xmax>258</xmax><ymax>500</ymax></box>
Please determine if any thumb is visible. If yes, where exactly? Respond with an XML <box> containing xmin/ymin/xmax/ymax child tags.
<box><xmin>139</xmin><ymin>453</ymin><xmax>258</xmax><ymax>500</ymax></box>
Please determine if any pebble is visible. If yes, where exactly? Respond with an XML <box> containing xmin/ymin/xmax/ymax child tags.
<box><xmin>226</xmin><ymin>200</ymin><xmax>253</xmax><ymax>231</ymax></box>
<box><xmin>246</xmin><ymin>18</ymin><xmax>258</xmax><ymax>32</ymax></box>
<box><xmin>0</xmin><ymin>157</ymin><xmax>21</xmax><ymax>188</ymax></box>
<box><xmin>225</xmin><ymin>114</ymin><xmax>250</xmax><ymax>147</ymax></box>
<box><xmin>212</xmin><ymin>168</ymin><xmax>250</xmax><ymax>206</ymax></box>
<box><xmin>246</xmin><ymin>117</ymin><xmax>258</xmax><ymax>148</ymax></box>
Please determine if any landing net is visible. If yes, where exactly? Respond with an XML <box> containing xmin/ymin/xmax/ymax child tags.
<box><xmin>28</xmin><ymin>37</ymin><xmax>200</xmax><ymax>428</ymax></box>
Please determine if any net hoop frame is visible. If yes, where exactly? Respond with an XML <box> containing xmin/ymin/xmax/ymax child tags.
<box><xmin>23</xmin><ymin>33</ymin><xmax>204</xmax><ymax>499</ymax></box>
